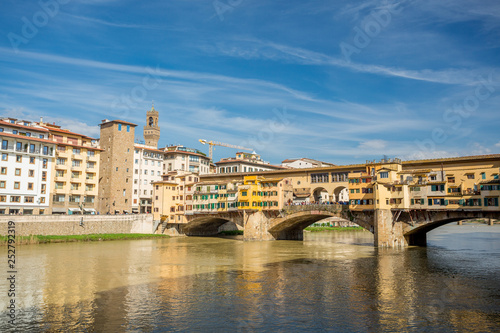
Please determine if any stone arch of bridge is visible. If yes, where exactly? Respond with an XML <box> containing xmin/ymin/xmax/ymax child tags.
<box><xmin>268</xmin><ymin>210</ymin><xmax>372</xmax><ymax>240</ymax></box>
<box><xmin>182</xmin><ymin>217</ymin><xmax>233</xmax><ymax>236</ymax></box>
<box><xmin>404</xmin><ymin>217</ymin><xmax>482</xmax><ymax>246</ymax></box>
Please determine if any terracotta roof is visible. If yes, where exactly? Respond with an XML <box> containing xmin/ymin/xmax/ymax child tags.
<box><xmin>0</xmin><ymin>132</ymin><xmax>56</xmax><ymax>144</ymax></box>
<box><xmin>0</xmin><ymin>120</ymin><xmax>49</xmax><ymax>132</ymax></box>
<box><xmin>42</xmin><ymin>125</ymin><xmax>97</xmax><ymax>140</ymax></box>
<box><xmin>281</xmin><ymin>159</ymin><xmax>299</xmax><ymax>163</ymax></box>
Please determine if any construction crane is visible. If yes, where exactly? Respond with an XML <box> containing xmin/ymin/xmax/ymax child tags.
<box><xmin>199</xmin><ymin>139</ymin><xmax>253</xmax><ymax>161</ymax></box>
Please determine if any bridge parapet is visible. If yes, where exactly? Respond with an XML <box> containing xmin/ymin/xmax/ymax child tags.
<box><xmin>281</xmin><ymin>204</ymin><xmax>346</xmax><ymax>216</ymax></box>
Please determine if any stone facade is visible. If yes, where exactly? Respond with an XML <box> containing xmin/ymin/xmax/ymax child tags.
<box><xmin>98</xmin><ymin>120</ymin><xmax>137</xmax><ymax>214</ymax></box>
<box><xmin>0</xmin><ymin>214</ymin><xmax>154</xmax><ymax>236</ymax></box>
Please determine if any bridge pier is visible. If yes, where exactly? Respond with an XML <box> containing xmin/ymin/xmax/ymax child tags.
<box><xmin>374</xmin><ymin>209</ymin><xmax>407</xmax><ymax>247</ymax></box>
<box><xmin>243</xmin><ymin>211</ymin><xmax>276</xmax><ymax>241</ymax></box>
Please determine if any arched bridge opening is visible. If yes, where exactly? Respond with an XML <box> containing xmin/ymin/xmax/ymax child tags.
<box><xmin>182</xmin><ymin>217</ymin><xmax>234</xmax><ymax>236</ymax></box>
<box><xmin>267</xmin><ymin>209</ymin><xmax>373</xmax><ymax>241</ymax></box>
<box><xmin>404</xmin><ymin>217</ymin><xmax>490</xmax><ymax>246</ymax></box>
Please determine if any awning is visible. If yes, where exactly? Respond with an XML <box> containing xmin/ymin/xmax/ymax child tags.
<box><xmin>132</xmin><ymin>208</ymin><xmax>139</xmax><ymax>211</ymax></box>
<box><xmin>83</xmin><ymin>208</ymin><xmax>96</xmax><ymax>213</ymax></box>
<box><xmin>294</xmin><ymin>193</ymin><xmax>311</xmax><ymax>198</ymax></box>
<box><xmin>68</xmin><ymin>208</ymin><xmax>81</xmax><ymax>212</ymax></box>
<box><xmin>52</xmin><ymin>207</ymin><xmax>67</xmax><ymax>213</ymax></box>
<box><xmin>123</xmin><ymin>210</ymin><xmax>130</xmax><ymax>213</ymax></box>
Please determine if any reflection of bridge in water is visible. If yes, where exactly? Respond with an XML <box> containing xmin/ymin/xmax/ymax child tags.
<box><xmin>161</xmin><ymin>204</ymin><xmax>500</xmax><ymax>247</ymax></box>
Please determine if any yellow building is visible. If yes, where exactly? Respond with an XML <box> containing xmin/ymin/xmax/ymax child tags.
<box><xmin>237</xmin><ymin>175</ymin><xmax>293</xmax><ymax>211</ymax></box>
<box><xmin>42</xmin><ymin>123</ymin><xmax>101</xmax><ymax>214</ymax></box>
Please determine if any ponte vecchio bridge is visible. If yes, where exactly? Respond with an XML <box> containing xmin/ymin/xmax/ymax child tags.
<box><xmin>156</xmin><ymin>154</ymin><xmax>500</xmax><ymax>247</ymax></box>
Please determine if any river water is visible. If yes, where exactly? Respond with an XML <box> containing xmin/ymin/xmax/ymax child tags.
<box><xmin>1</xmin><ymin>224</ymin><xmax>499</xmax><ymax>332</ymax></box>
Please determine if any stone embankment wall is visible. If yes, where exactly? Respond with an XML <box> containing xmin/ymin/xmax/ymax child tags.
<box><xmin>0</xmin><ymin>214</ymin><xmax>154</xmax><ymax>236</ymax></box>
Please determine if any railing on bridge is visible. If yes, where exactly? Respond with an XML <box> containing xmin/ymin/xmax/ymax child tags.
<box><xmin>282</xmin><ymin>203</ymin><xmax>348</xmax><ymax>216</ymax></box>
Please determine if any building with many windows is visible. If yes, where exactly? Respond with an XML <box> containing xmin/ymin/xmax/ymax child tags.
<box><xmin>132</xmin><ymin>144</ymin><xmax>164</xmax><ymax>213</ymax></box>
<box><xmin>152</xmin><ymin>171</ymin><xmax>199</xmax><ymax>222</ymax></box>
<box><xmin>162</xmin><ymin>145</ymin><xmax>211</xmax><ymax>175</ymax></box>
<box><xmin>41</xmin><ymin>122</ymin><xmax>102</xmax><ymax>214</ymax></box>
<box><xmin>0</xmin><ymin>118</ymin><xmax>55</xmax><ymax>214</ymax></box>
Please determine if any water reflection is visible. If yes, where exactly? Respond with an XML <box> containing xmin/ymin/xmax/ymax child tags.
<box><xmin>0</xmin><ymin>225</ymin><xmax>499</xmax><ymax>332</ymax></box>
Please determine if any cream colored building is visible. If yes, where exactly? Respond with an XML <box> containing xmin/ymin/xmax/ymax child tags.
<box><xmin>162</xmin><ymin>145</ymin><xmax>211</xmax><ymax>174</ymax></box>
<box><xmin>39</xmin><ymin>122</ymin><xmax>101</xmax><ymax>214</ymax></box>
<box><xmin>152</xmin><ymin>171</ymin><xmax>199</xmax><ymax>221</ymax></box>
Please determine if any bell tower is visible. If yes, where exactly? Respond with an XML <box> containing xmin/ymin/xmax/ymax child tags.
<box><xmin>143</xmin><ymin>103</ymin><xmax>160</xmax><ymax>148</ymax></box>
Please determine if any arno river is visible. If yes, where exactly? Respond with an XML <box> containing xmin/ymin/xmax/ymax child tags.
<box><xmin>1</xmin><ymin>224</ymin><xmax>499</xmax><ymax>332</ymax></box>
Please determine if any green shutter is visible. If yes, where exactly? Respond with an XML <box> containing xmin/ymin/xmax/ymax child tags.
<box><xmin>411</xmin><ymin>199</ymin><xmax>414</xmax><ymax>205</ymax></box>
<box><xmin>444</xmin><ymin>200</ymin><xmax>448</xmax><ymax>205</ymax></box>
<box><xmin>469</xmin><ymin>199</ymin><xmax>473</xmax><ymax>206</ymax></box>
<box><xmin>495</xmin><ymin>198</ymin><xmax>499</xmax><ymax>206</ymax></box>
<box><xmin>421</xmin><ymin>199</ymin><xmax>424</xmax><ymax>205</ymax></box>
<box><xmin>428</xmin><ymin>199</ymin><xmax>432</xmax><ymax>206</ymax></box>
<box><xmin>440</xmin><ymin>199</ymin><xmax>445</xmax><ymax>206</ymax></box>
<box><xmin>484</xmin><ymin>198</ymin><xmax>488</xmax><ymax>207</ymax></box>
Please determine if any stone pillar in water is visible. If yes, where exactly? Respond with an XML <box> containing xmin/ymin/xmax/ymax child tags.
<box><xmin>374</xmin><ymin>209</ymin><xmax>407</xmax><ymax>247</ymax></box>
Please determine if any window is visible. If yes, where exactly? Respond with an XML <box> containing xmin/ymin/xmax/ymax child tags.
<box><xmin>10</xmin><ymin>196</ymin><xmax>20</xmax><ymax>203</ymax></box>
<box><xmin>42</xmin><ymin>159</ymin><xmax>47</xmax><ymax>168</ymax></box>
<box><xmin>127</xmin><ymin>125</ymin><xmax>130</xmax><ymax>132</ymax></box>
<box><xmin>29</xmin><ymin>156</ymin><xmax>35</xmax><ymax>164</ymax></box>
<box><xmin>144</xmin><ymin>160</ymin><xmax>148</xmax><ymax>165</ymax></box>
<box><xmin>57</xmin><ymin>158</ymin><xmax>66</xmax><ymax>165</ymax></box>
<box><xmin>1</xmin><ymin>153</ymin><xmax>7</xmax><ymax>161</ymax></box>
<box><xmin>118</xmin><ymin>124</ymin><xmax>122</xmax><ymax>131</ymax></box>
<box><xmin>42</xmin><ymin>171</ymin><xmax>47</xmax><ymax>181</ymax></box>
<box><xmin>24</xmin><ymin>196</ymin><xmax>34</xmax><ymax>203</ymax></box>
<box><xmin>41</xmin><ymin>184</ymin><xmax>46</xmax><ymax>194</ymax></box>
<box><xmin>14</xmin><ymin>182</ymin><xmax>20</xmax><ymax>189</ymax></box>
<box><xmin>0</xmin><ymin>181</ymin><xmax>5</xmax><ymax>188</ymax></box>
<box><xmin>16</xmin><ymin>155</ymin><xmax>22</xmax><ymax>162</ymax></box>
<box><xmin>27</xmin><ymin>183</ymin><xmax>33</xmax><ymax>190</ymax></box>
<box><xmin>1</xmin><ymin>139</ymin><xmax>7</xmax><ymax>149</ymax></box>
<box><xmin>72</xmin><ymin>160</ymin><xmax>81</xmax><ymax>167</ymax></box>
<box><xmin>380</xmin><ymin>172</ymin><xmax>389</xmax><ymax>179</ymax></box>
<box><xmin>467</xmin><ymin>174</ymin><xmax>475</xmax><ymax>179</ymax></box>
<box><xmin>0</xmin><ymin>167</ymin><xmax>6</xmax><ymax>174</ymax></box>
<box><xmin>0</xmin><ymin>196</ymin><xmax>5</xmax><ymax>202</ymax></box>
<box><xmin>40</xmin><ymin>197</ymin><xmax>45</xmax><ymax>203</ymax></box>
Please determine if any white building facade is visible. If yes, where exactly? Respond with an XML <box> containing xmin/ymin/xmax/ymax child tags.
<box><xmin>162</xmin><ymin>145</ymin><xmax>211</xmax><ymax>175</ymax></box>
<box><xmin>0</xmin><ymin>119</ymin><xmax>56</xmax><ymax>214</ymax></box>
<box><xmin>132</xmin><ymin>144</ymin><xmax>164</xmax><ymax>213</ymax></box>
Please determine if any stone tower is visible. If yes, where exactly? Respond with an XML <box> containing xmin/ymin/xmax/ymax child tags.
<box><xmin>98</xmin><ymin>119</ymin><xmax>137</xmax><ymax>214</ymax></box>
<box><xmin>144</xmin><ymin>104</ymin><xmax>160</xmax><ymax>148</ymax></box>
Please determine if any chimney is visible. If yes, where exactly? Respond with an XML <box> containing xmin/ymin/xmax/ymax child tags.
<box><xmin>39</xmin><ymin>116</ymin><xmax>43</xmax><ymax>125</ymax></box>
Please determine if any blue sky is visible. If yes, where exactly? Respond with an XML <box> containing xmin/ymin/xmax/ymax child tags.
<box><xmin>0</xmin><ymin>0</ymin><xmax>499</xmax><ymax>165</ymax></box>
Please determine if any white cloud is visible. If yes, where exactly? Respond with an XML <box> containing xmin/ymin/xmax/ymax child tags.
<box><xmin>495</xmin><ymin>141</ymin><xmax>500</xmax><ymax>148</ymax></box>
<box><xmin>358</xmin><ymin>140</ymin><xmax>387</xmax><ymax>150</ymax></box>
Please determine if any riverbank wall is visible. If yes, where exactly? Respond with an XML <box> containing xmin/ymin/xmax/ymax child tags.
<box><xmin>0</xmin><ymin>214</ymin><xmax>154</xmax><ymax>236</ymax></box>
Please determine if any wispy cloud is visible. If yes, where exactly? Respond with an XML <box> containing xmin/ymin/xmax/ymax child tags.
<box><xmin>205</xmin><ymin>39</ymin><xmax>497</xmax><ymax>86</ymax></box>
